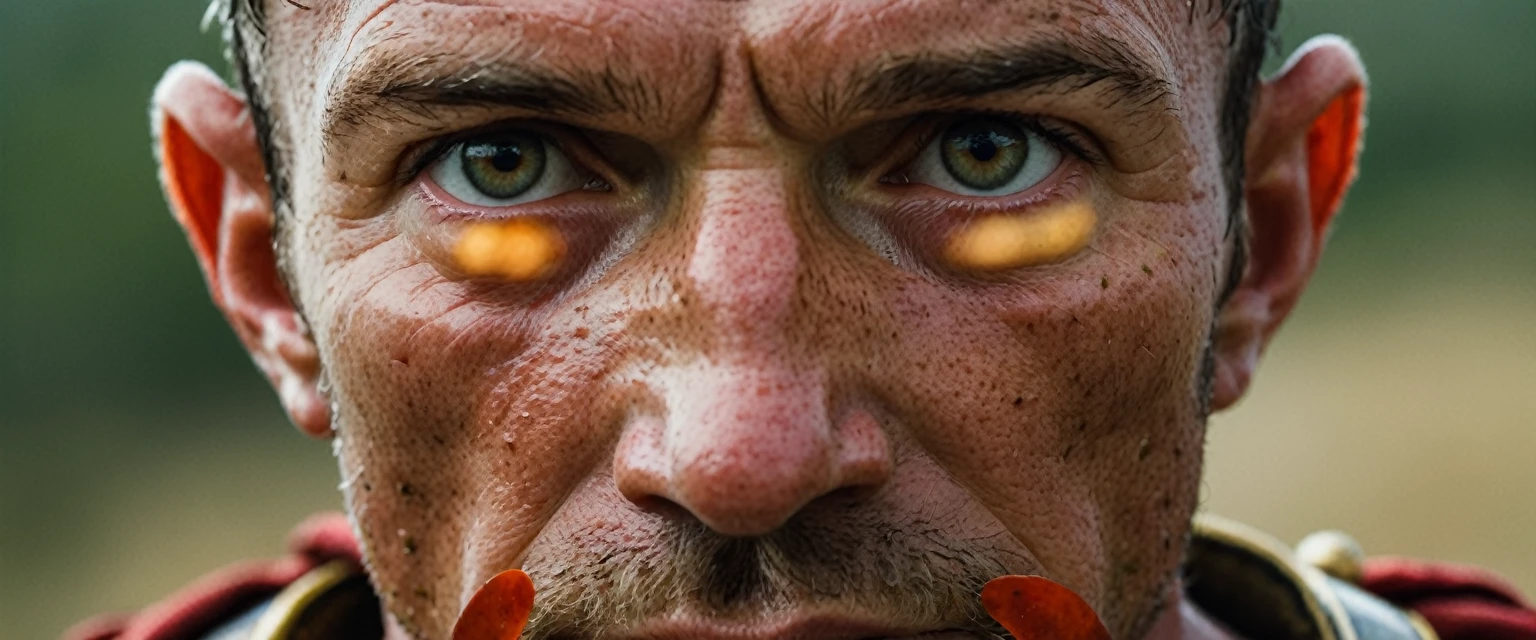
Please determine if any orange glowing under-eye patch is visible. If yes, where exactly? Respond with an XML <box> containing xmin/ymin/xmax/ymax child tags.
<box><xmin>453</xmin><ymin>219</ymin><xmax>567</xmax><ymax>281</ymax></box>
<box><xmin>983</xmin><ymin>575</ymin><xmax>1112</xmax><ymax>640</ymax></box>
<box><xmin>454</xmin><ymin>569</ymin><xmax>535</xmax><ymax>640</ymax></box>
<box><xmin>943</xmin><ymin>201</ymin><xmax>1097</xmax><ymax>272</ymax></box>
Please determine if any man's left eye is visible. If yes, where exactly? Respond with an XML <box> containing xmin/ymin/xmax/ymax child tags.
<box><xmin>902</xmin><ymin>117</ymin><xmax>1064</xmax><ymax>197</ymax></box>
<box><xmin>429</xmin><ymin>130</ymin><xmax>590</xmax><ymax>207</ymax></box>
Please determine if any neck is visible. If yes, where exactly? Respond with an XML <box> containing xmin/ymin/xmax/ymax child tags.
<box><xmin>1139</xmin><ymin>581</ymin><xmax>1246</xmax><ymax>640</ymax></box>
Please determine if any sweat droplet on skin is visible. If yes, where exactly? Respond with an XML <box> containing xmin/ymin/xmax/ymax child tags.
<box><xmin>943</xmin><ymin>201</ymin><xmax>1097</xmax><ymax>272</ymax></box>
<box><xmin>453</xmin><ymin>219</ymin><xmax>566</xmax><ymax>281</ymax></box>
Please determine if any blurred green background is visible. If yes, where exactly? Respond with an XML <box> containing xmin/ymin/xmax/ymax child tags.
<box><xmin>1</xmin><ymin>0</ymin><xmax>1532</xmax><ymax>637</ymax></box>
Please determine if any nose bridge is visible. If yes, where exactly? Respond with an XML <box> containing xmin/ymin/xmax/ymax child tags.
<box><xmin>685</xmin><ymin>42</ymin><xmax>801</xmax><ymax>347</ymax></box>
<box><xmin>686</xmin><ymin>165</ymin><xmax>801</xmax><ymax>347</ymax></box>
<box><xmin>608</xmin><ymin>46</ymin><xmax>895</xmax><ymax>536</ymax></box>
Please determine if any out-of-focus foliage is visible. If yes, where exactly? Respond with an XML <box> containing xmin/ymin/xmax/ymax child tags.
<box><xmin>1</xmin><ymin>0</ymin><xmax>1531</xmax><ymax>637</ymax></box>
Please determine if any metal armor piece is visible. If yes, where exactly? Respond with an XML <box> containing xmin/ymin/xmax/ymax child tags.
<box><xmin>1189</xmin><ymin>515</ymin><xmax>1438</xmax><ymax>640</ymax></box>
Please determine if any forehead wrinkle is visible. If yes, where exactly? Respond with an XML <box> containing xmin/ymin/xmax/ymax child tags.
<box><xmin>744</xmin><ymin>0</ymin><xmax>1183</xmax><ymax>133</ymax></box>
<box><xmin>317</xmin><ymin>0</ymin><xmax>719</xmax><ymax>149</ymax></box>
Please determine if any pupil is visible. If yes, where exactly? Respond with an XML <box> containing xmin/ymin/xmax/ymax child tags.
<box><xmin>970</xmin><ymin>136</ymin><xmax>999</xmax><ymax>163</ymax></box>
<box><xmin>490</xmin><ymin>145</ymin><xmax>523</xmax><ymax>172</ymax></box>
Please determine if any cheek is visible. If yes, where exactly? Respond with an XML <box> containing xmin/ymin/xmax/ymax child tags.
<box><xmin>877</xmin><ymin>199</ymin><xmax>1220</xmax><ymax>606</ymax></box>
<box><xmin>313</xmin><ymin>233</ymin><xmax>629</xmax><ymax>634</ymax></box>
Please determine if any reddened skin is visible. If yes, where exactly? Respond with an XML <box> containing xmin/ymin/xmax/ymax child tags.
<box><xmin>152</xmin><ymin>61</ymin><xmax>331</xmax><ymax>438</ymax></box>
<box><xmin>1211</xmin><ymin>36</ymin><xmax>1367</xmax><ymax>411</ymax></box>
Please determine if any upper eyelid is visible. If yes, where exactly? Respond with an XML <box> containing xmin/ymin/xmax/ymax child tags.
<box><xmin>402</xmin><ymin>121</ymin><xmax>620</xmax><ymax>187</ymax></box>
<box><xmin>861</xmin><ymin>112</ymin><xmax>1096</xmax><ymax>182</ymax></box>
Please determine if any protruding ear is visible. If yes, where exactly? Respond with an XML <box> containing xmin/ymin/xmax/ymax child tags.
<box><xmin>1211</xmin><ymin>36</ymin><xmax>1367</xmax><ymax>411</ymax></box>
<box><xmin>152</xmin><ymin>61</ymin><xmax>332</xmax><ymax>437</ymax></box>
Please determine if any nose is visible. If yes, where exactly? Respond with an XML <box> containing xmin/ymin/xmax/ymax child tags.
<box><xmin>615</xmin><ymin>362</ymin><xmax>891</xmax><ymax>537</ymax></box>
<box><xmin>613</xmin><ymin>156</ymin><xmax>892</xmax><ymax>536</ymax></box>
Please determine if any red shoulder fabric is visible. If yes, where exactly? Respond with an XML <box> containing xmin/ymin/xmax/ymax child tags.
<box><xmin>1363</xmin><ymin>556</ymin><xmax>1536</xmax><ymax>640</ymax></box>
<box><xmin>62</xmin><ymin>513</ymin><xmax>362</xmax><ymax>640</ymax></box>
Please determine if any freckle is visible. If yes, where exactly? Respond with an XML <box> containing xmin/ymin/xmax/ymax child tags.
<box><xmin>1013</xmin><ymin>396</ymin><xmax>1023</xmax><ymax>406</ymax></box>
<box><xmin>573</xmin><ymin>326</ymin><xmax>590</xmax><ymax>339</ymax></box>
<box><xmin>453</xmin><ymin>218</ymin><xmax>566</xmax><ymax>281</ymax></box>
<box><xmin>398</xmin><ymin>482</ymin><xmax>414</xmax><ymax>497</ymax></box>
<box><xmin>943</xmin><ymin>201</ymin><xmax>1097</xmax><ymax>272</ymax></box>
<box><xmin>1142</xmin><ymin>264</ymin><xmax>1154</xmax><ymax>276</ymax></box>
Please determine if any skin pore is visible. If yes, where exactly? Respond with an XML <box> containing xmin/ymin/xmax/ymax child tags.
<box><xmin>150</xmin><ymin>1</ymin><xmax>1367</xmax><ymax>638</ymax></box>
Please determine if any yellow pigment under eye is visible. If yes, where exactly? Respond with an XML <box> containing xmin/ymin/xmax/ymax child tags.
<box><xmin>452</xmin><ymin>219</ymin><xmax>566</xmax><ymax>281</ymax></box>
<box><xmin>943</xmin><ymin>201</ymin><xmax>1097</xmax><ymax>271</ymax></box>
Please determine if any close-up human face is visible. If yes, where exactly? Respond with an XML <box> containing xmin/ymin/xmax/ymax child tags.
<box><xmin>150</xmin><ymin>0</ymin><xmax>1364</xmax><ymax>638</ymax></box>
<box><xmin>270</xmin><ymin>1</ymin><xmax>1229</xmax><ymax>637</ymax></box>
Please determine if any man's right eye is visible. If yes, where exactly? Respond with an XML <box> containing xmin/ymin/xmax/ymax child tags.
<box><xmin>428</xmin><ymin>130</ymin><xmax>591</xmax><ymax>207</ymax></box>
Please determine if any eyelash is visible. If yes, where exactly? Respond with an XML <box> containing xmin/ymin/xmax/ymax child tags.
<box><xmin>397</xmin><ymin>122</ymin><xmax>591</xmax><ymax>186</ymax></box>
<box><xmin>398</xmin><ymin>112</ymin><xmax>1103</xmax><ymax>192</ymax></box>
<box><xmin>900</xmin><ymin>112</ymin><xmax>1103</xmax><ymax>171</ymax></box>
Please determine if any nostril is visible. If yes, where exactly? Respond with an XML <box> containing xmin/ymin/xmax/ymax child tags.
<box><xmin>625</xmin><ymin>493</ymin><xmax>690</xmax><ymax>520</ymax></box>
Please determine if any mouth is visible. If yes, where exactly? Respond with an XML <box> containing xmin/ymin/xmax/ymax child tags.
<box><xmin>611</xmin><ymin>615</ymin><xmax>984</xmax><ymax>640</ymax></box>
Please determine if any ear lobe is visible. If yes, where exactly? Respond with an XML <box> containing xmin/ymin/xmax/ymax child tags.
<box><xmin>1211</xmin><ymin>37</ymin><xmax>1366</xmax><ymax>411</ymax></box>
<box><xmin>153</xmin><ymin>61</ymin><xmax>333</xmax><ymax>438</ymax></box>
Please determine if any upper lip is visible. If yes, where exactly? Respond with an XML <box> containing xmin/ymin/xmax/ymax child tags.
<box><xmin>608</xmin><ymin>612</ymin><xmax>979</xmax><ymax>640</ymax></box>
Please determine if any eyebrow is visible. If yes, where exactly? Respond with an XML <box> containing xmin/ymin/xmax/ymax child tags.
<box><xmin>841</xmin><ymin>34</ymin><xmax>1174</xmax><ymax>120</ymax></box>
<box><xmin>322</xmin><ymin>51</ymin><xmax>655</xmax><ymax>147</ymax></box>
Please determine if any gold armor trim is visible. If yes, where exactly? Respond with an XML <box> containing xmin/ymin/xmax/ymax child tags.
<box><xmin>1191</xmin><ymin>514</ymin><xmax>1439</xmax><ymax>640</ymax></box>
<box><xmin>241</xmin><ymin>559</ymin><xmax>383</xmax><ymax>640</ymax></box>
<box><xmin>249</xmin><ymin>560</ymin><xmax>360</xmax><ymax>640</ymax></box>
<box><xmin>1193</xmin><ymin>514</ymin><xmax>1344</xmax><ymax>640</ymax></box>
<box><xmin>1406</xmin><ymin>611</ymin><xmax>1440</xmax><ymax>640</ymax></box>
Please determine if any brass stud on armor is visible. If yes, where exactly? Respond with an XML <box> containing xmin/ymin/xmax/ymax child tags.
<box><xmin>1297</xmin><ymin>529</ymin><xmax>1366</xmax><ymax>585</ymax></box>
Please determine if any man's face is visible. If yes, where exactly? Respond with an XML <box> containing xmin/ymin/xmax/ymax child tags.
<box><xmin>259</xmin><ymin>0</ymin><xmax>1237</xmax><ymax>637</ymax></box>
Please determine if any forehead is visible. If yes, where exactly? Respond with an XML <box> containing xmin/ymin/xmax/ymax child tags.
<box><xmin>270</xmin><ymin>0</ymin><xmax>1220</xmax><ymax>136</ymax></box>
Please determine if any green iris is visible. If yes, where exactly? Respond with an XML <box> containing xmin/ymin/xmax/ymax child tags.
<box><xmin>939</xmin><ymin>119</ymin><xmax>1029</xmax><ymax>191</ymax></box>
<box><xmin>461</xmin><ymin>132</ymin><xmax>547</xmax><ymax>200</ymax></box>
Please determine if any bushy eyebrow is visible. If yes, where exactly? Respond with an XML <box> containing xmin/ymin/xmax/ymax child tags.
<box><xmin>320</xmin><ymin>29</ymin><xmax>1171</xmax><ymax>148</ymax></box>
<box><xmin>838</xmin><ymin>34</ymin><xmax>1174</xmax><ymax>120</ymax></box>
<box><xmin>321</xmin><ymin>49</ymin><xmax>660</xmax><ymax>148</ymax></box>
